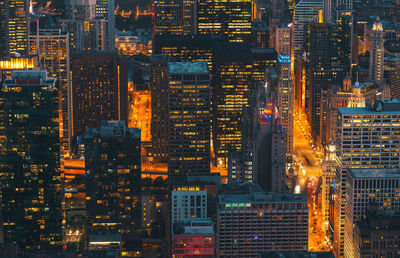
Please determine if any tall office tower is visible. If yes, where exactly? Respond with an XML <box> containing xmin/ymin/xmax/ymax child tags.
<box><xmin>151</xmin><ymin>55</ymin><xmax>169</xmax><ymax>163</ymax></box>
<box><xmin>0</xmin><ymin>70</ymin><xmax>62</xmax><ymax>250</ymax></box>
<box><xmin>354</xmin><ymin>208</ymin><xmax>400</xmax><ymax>258</ymax></box>
<box><xmin>197</xmin><ymin>0</ymin><xmax>252</xmax><ymax>43</ymax></box>
<box><xmin>182</xmin><ymin>0</ymin><xmax>197</xmax><ymax>34</ymax></box>
<box><xmin>324</xmin><ymin>0</ymin><xmax>332</xmax><ymax>23</ymax></box>
<box><xmin>171</xmin><ymin>189</ymin><xmax>207</xmax><ymax>223</ymax></box>
<box><xmin>369</xmin><ymin>18</ymin><xmax>384</xmax><ymax>84</ymax></box>
<box><xmin>152</xmin><ymin>0</ymin><xmax>183</xmax><ymax>36</ymax></box>
<box><xmin>291</xmin><ymin>0</ymin><xmax>323</xmax><ymax>58</ymax></box>
<box><xmin>333</xmin><ymin>99</ymin><xmax>400</xmax><ymax>258</ymax></box>
<box><xmin>85</xmin><ymin>121</ymin><xmax>142</xmax><ymax>254</ymax></box>
<box><xmin>294</xmin><ymin>55</ymin><xmax>306</xmax><ymax>111</ymax></box>
<box><xmin>337</xmin><ymin>7</ymin><xmax>353</xmax><ymax>74</ymax></box>
<box><xmin>95</xmin><ymin>0</ymin><xmax>115</xmax><ymax>50</ymax></box>
<box><xmin>217</xmin><ymin>191</ymin><xmax>308</xmax><ymax>257</ymax></box>
<box><xmin>385</xmin><ymin>56</ymin><xmax>400</xmax><ymax>100</ymax></box>
<box><xmin>275</xmin><ymin>24</ymin><xmax>291</xmax><ymax>55</ymax></box>
<box><xmin>251</xmin><ymin>20</ymin><xmax>268</xmax><ymax>49</ymax></box>
<box><xmin>213</xmin><ymin>47</ymin><xmax>253</xmax><ymax>166</ymax></box>
<box><xmin>321</xmin><ymin>142</ymin><xmax>336</xmax><ymax>230</ymax></box>
<box><xmin>305</xmin><ymin>12</ymin><xmax>342</xmax><ymax>145</ymax></box>
<box><xmin>62</xmin><ymin>0</ymin><xmax>112</xmax><ymax>51</ymax></box>
<box><xmin>168</xmin><ymin>62</ymin><xmax>211</xmax><ymax>176</ymax></box>
<box><xmin>29</xmin><ymin>29</ymin><xmax>71</xmax><ymax>153</ymax></box>
<box><xmin>70</xmin><ymin>52</ymin><xmax>128</xmax><ymax>140</ymax></box>
<box><xmin>6</xmin><ymin>0</ymin><xmax>28</xmax><ymax>55</ymax></box>
<box><xmin>0</xmin><ymin>1</ymin><xmax>9</xmax><ymax>57</ymax></box>
<box><xmin>277</xmin><ymin>54</ymin><xmax>294</xmax><ymax>155</ymax></box>
<box><xmin>344</xmin><ymin>168</ymin><xmax>400</xmax><ymax>258</ymax></box>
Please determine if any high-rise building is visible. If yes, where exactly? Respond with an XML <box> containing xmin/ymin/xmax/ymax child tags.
<box><xmin>0</xmin><ymin>1</ymin><xmax>9</xmax><ymax>57</ymax></box>
<box><xmin>168</xmin><ymin>62</ymin><xmax>211</xmax><ymax>176</ymax></box>
<box><xmin>5</xmin><ymin>0</ymin><xmax>28</xmax><ymax>55</ymax></box>
<box><xmin>171</xmin><ymin>189</ymin><xmax>207</xmax><ymax>223</ymax></box>
<box><xmin>251</xmin><ymin>20</ymin><xmax>268</xmax><ymax>49</ymax></box>
<box><xmin>84</xmin><ymin>121</ymin><xmax>142</xmax><ymax>254</ymax></box>
<box><xmin>333</xmin><ymin>99</ymin><xmax>400</xmax><ymax>257</ymax></box>
<box><xmin>29</xmin><ymin>29</ymin><xmax>71</xmax><ymax>153</ymax></box>
<box><xmin>70</xmin><ymin>52</ymin><xmax>128</xmax><ymax>141</ymax></box>
<box><xmin>291</xmin><ymin>0</ymin><xmax>323</xmax><ymax>58</ymax></box>
<box><xmin>0</xmin><ymin>57</ymin><xmax>36</xmax><ymax>82</ymax></box>
<box><xmin>275</xmin><ymin>24</ymin><xmax>291</xmax><ymax>56</ymax></box>
<box><xmin>152</xmin><ymin>0</ymin><xmax>183</xmax><ymax>36</ymax></box>
<box><xmin>277</xmin><ymin>54</ymin><xmax>294</xmax><ymax>155</ymax></box>
<box><xmin>354</xmin><ymin>208</ymin><xmax>400</xmax><ymax>258</ymax></box>
<box><xmin>344</xmin><ymin>168</ymin><xmax>400</xmax><ymax>258</ymax></box>
<box><xmin>182</xmin><ymin>0</ymin><xmax>197</xmax><ymax>34</ymax></box>
<box><xmin>337</xmin><ymin>7</ymin><xmax>353</xmax><ymax>74</ymax></box>
<box><xmin>197</xmin><ymin>0</ymin><xmax>252</xmax><ymax>43</ymax></box>
<box><xmin>305</xmin><ymin>13</ymin><xmax>342</xmax><ymax>144</ymax></box>
<box><xmin>384</xmin><ymin>56</ymin><xmax>400</xmax><ymax>100</ymax></box>
<box><xmin>0</xmin><ymin>70</ymin><xmax>62</xmax><ymax>250</ymax></box>
<box><xmin>369</xmin><ymin>18</ymin><xmax>384</xmax><ymax>84</ymax></box>
<box><xmin>321</xmin><ymin>142</ymin><xmax>336</xmax><ymax>230</ymax></box>
<box><xmin>95</xmin><ymin>0</ymin><xmax>115</xmax><ymax>50</ymax></box>
<box><xmin>151</xmin><ymin>55</ymin><xmax>169</xmax><ymax>163</ymax></box>
<box><xmin>217</xmin><ymin>191</ymin><xmax>308</xmax><ymax>257</ymax></box>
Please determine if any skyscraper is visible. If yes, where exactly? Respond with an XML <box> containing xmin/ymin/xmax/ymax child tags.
<box><xmin>151</xmin><ymin>55</ymin><xmax>169</xmax><ymax>163</ymax></box>
<box><xmin>6</xmin><ymin>0</ymin><xmax>28</xmax><ymax>55</ymax></box>
<box><xmin>333</xmin><ymin>99</ymin><xmax>400</xmax><ymax>257</ymax></box>
<box><xmin>337</xmin><ymin>7</ymin><xmax>353</xmax><ymax>74</ymax></box>
<box><xmin>29</xmin><ymin>29</ymin><xmax>71</xmax><ymax>153</ymax></box>
<box><xmin>275</xmin><ymin>24</ymin><xmax>291</xmax><ymax>55</ymax></box>
<box><xmin>305</xmin><ymin>12</ymin><xmax>342</xmax><ymax>144</ymax></box>
<box><xmin>291</xmin><ymin>0</ymin><xmax>323</xmax><ymax>58</ymax></box>
<box><xmin>197</xmin><ymin>0</ymin><xmax>252</xmax><ymax>43</ymax></box>
<box><xmin>369</xmin><ymin>18</ymin><xmax>384</xmax><ymax>84</ymax></box>
<box><xmin>0</xmin><ymin>1</ymin><xmax>9</xmax><ymax>57</ymax></box>
<box><xmin>95</xmin><ymin>0</ymin><xmax>115</xmax><ymax>50</ymax></box>
<box><xmin>85</xmin><ymin>121</ymin><xmax>142</xmax><ymax>255</ymax></box>
<box><xmin>70</xmin><ymin>52</ymin><xmax>128</xmax><ymax>141</ymax></box>
<box><xmin>0</xmin><ymin>70</ymin><xmax>62</xmax><ymax>250</ymax></box>
<box><xmin>168</xmin><ymin>62</ymin><xmax>211</xmax><ymax>176</ymax></box>
<box><xmin>277</xmin><ymin>54</ymin><xmax>294</xmax><ymax>155</ymax></box>
<box><xmin>152</xmin><ymin>0</ymin><xmax>183</xmax><ymax>36</ymax></box>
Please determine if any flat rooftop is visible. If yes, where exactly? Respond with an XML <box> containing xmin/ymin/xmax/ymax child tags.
<box><xmin>349</xmin><ymin>168</ymin><xmax>400</xmax><ymax>179</ymax></box>
<box><xmin>338</xmin><ymin>99</ymin><xmax>400</xmax><ymax>114</ymax></box>
<box><xmin>218</xmin><ymin>192</ymin><xmax>306</xmax><ymax>204</ymax></box>
<box><xmin>168</xmin><ymin>62</ymin><xmax>209</xmax><ymax>74</ymax></box>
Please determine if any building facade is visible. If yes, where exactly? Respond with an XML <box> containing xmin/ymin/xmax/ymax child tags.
<box><xmin>369</xmin><ymin>19</ymin><xmax>384</xmax><ymax>84</ymax></box>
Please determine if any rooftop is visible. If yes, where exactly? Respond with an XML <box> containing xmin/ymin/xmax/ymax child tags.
<box><xmin>348</xmin><ymin>168</ymin><xmax>400</xmax><ymax>179</ymax></box>
<box><xmin>338</xmin><ymin>99</ymin><xmax>400</xmax><ymax>114</ymax></box>
<box><xmin>168</xmin><ymin>62</ymin><xmax>209</xmax><ymax>74</ymax></box>
<box><xmin>218</xmin><ymin>192</ymin><xmax>307</xmax><ymax>204</ymax></box>
<box><xmin>4</xmin><ymin>70</ymin><xmax>56</xmax><ymax>86</ymax></box>
<box><xmin>85</xmin><ymin>121</ymin><xmax>140</xmax><ymax>139</ymax></box>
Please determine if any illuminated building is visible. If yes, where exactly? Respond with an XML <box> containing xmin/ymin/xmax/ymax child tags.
<box><xmin>304</xmin><ymin>12</ymin><xmax>342</xmax><ymax>144</ymax></box>
<box><xmin>294</xmin><ymin>55</ymin><xmax>306</xmax><ymax>111</ymax></box>
<box><xmin>333</xmin><ymin>99</ymin><xmax>400</xmax><ymax>257</ymax></box>
<box><xmin>70</xmin><ymin>52</ymin><xmax>128</xmax><ymax>141</ymax></box>
<box><xmin>151</xmin><ymin>55</ymin><xmax>169</xmax><ymax>162</ymax></box>
<box><xmin>197</xmin><ymin>0</ymin><xmax>252</xmax><ymax>43</ymax></box>
<box><xmin>275</xmin><ymin>24</ymin><xmax>291</xmax><ymax>55</ymax></box>
<box><xmin>344</xmin><ymin>168</ymin><xmax>400</xmax><ymax>258</ymax></box>
<box><xmin>152</xmin><ymin>0</ymin><xmax>183</xmax><ymax>36</ymax></box>
<box><xmin>217</xmin><ymin>191</ymin><xmax>308</xmax><ymax>257</ymax></box>
<box><xmin>65</xmin><ymin>0</ymin><xmax>96</xmax><ymax>20</ymax></box>
<box><xmin>369</xmin><ymin>18</ymin><xmax>384</xmax><ymax>84</ymax></box>
<box><xmin>261</xmin><ymin>252</ymin><xmax>335</xmax><ymax>257</ymax></box>
<box><xmin>251</xmin><ymin>20</ymin><xmax>268</xmax><ymax>49</ymax></box>
<box><xmin>115</xmin><ymin>31</ymin><xmax>152</xmax><ymax>56</ymax></box>
<box><xmin>291</xmin><ymin>0</ymin><xmax>323</xmax><ymax>58</ymax></box>
<box><xmin>354</xmin><ymin>209</ymin><xmax>400</xmax><ymax>258</ymax></box>
<box><xmin>85</xmin><ymin>121</ymin><xmax>142</xmax><ymax>255</ymax></box>
<box><xmin>3</xmin><ymin>0</ymin><xmax>28</xmax><ymax>55</ymax></box>
<box><xmin>182</xmin><ymin>0</ymin><xmax>197</xmax><ymax>35</ymax></box>
<box><xmin>29</xmin><ymin>29</ymin><xmax>71</xmax><ymax>153</ymax></box>
<box><xmin>171</xmin><ymin>189</ymin><xmax>207</xmax><ymax>223</ymax></box>
<box><xmin>0</xmin><ymin>70</ymin><xmax>62</xmax><ymax>250</ymax></box>
<box><xmin>61</xmin><ymin>19</ymin><xmax>107</xmax><ymax>51</ymax></box>
<box><xmin>0</xmin><ymin>57</ymin><xmax>35</xmax><ymax>82</ymax></box>
<box><xmin>336</xmin><ymin>7</ymin><xmax>353</xmax><ymax>74</ymax></box>
<box><xmin>168</xmin><ymin>62</ymin><xmax>211</xmax><ymax>176</ymax></box>
<box><xmin>94</xmin><ymin>0</ymin><xmax>115</xmax><ymax>50</ymax></box>
<box><xmin>172</xmin><ymin>218</ymin><xmax>214</xmax><ymax>257</ymax></box>
<box><xmin>384</xmin><ymin>56</ymin><xmax>400</xmax><ymax>100</ymax></box>
<box><xmin>0</xmin><ymin>1</ymin><xmax>8</xmax><ymax>57</ymax></box>
<box><xmin>277</xmin><ymin>54</ymin><xmax>294</xmax><ymax>155</ymax></box>
<box><xmin>321</xmin><ymin>142</ymin><xmax>336</xmax><ymax>230</ymax></box>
